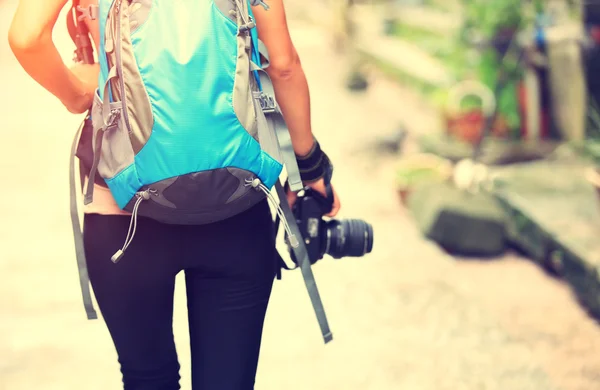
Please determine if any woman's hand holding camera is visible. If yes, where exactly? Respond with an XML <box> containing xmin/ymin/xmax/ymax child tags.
<box><xmin>286</xmin><ymin>178</ymin><xmax>341</xmax><ymax>218</ymax></box>
<box><xmin>286</xmin><ymin>139</ymin><xmax>341</xmax><ymax>218</ymax></box>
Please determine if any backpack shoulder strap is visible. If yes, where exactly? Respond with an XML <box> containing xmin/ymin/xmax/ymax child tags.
<box><xmin>70</xmin><ymin>118</ymin><xmax>98</xmax><ymax>320</ymax></box>
<box><xmin>68</xmin><ymin>0</ymin><xmax>99</xmax><ymax>320</ymax></box>
<box><xmin>67</xmin><ymin>0</ymin><xmax>96</xmax><ymax>64</ymax></box>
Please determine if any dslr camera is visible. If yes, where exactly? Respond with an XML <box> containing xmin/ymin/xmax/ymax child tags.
<box><xmin>289</xmin><ymin>179</ymin><xmax>374</xmax><ymax>265</ymax></box>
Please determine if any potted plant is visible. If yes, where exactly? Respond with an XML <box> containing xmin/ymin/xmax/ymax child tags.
<box><xmin>442</xmin><ymin>79</ymin><xmax>510</xmax><ymax>144</ymax></box>
<box><xmin>448</xmin><ymin>0</ymin><xmax>527</xmax><ymax>141</ymax></box>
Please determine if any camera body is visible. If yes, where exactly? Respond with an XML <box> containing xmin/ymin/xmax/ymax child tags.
<box><xmin>289</xmin><ymin>183</ymin><xmax>374</xmax><ymax>265</ymax></box>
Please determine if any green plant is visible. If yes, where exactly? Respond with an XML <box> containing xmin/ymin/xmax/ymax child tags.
<box><xmin>395</xmin><ymin>154</ymin><xmax>452</xmax><ymax>189</ymax></box>
<box><xmin>460</xmin><ymin>0</ymin><xmax>526</xmax><ymax>40</ymax></box>
<box><xmin>587</xmin><ymin>96</ymin><xmax>600</xmax><ymax>141</ymax></box>
<box><xmin>396</xmin><ymin>167</ymin><xmax>446</xmax><ymax>188</ymax></box>
<box><xmin>582</xmin><ymin>141</ymin><xmax>600</xmax><ymax>167</ymax></box>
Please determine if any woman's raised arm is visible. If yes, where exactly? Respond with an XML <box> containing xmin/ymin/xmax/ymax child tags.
<box><xmin>8</xmin><ymin>0</ymin><xmax>96</xmax><ymax>113</ymax></box>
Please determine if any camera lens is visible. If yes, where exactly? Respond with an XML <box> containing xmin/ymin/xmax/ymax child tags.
<box><xmin>324</xmin><ymin>219</ymin><xmax>374</xmax><ymax>259</ymax></box>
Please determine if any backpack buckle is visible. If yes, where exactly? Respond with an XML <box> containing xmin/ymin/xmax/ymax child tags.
<box><xmin>76</xmin><ymin>5</ymin><xmax>99</xmax><ymax>21</ymax></box>
<box><xmin>258</xmin><ymin>93</ymin><xmax>276</xmax><ymax>114</ymax></box>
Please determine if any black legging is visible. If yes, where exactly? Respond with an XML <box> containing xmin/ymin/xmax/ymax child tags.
<box><xmin>83</xmin><ymin>200</ymin><xmax>277</xmax><ymax>390</ymax></box>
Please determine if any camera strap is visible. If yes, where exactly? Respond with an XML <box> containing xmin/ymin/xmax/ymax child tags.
<box><xmin>274</xmin><ymin>180</ymin><xmax>333</xmax><ymax>344</ymax></box>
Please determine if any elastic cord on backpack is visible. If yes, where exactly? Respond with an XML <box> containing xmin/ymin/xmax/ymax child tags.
<box><xmin>111</xmin><ymin>190</ymin><xmax>150</xmax><ymax>263</ymax></box>
<box><xmin>245</xmin><ymin>178</ymin><xmax>299</xmax><ymax>248</ymax></box>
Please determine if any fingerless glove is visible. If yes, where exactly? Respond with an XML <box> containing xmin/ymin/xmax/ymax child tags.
<box><xmin>295</xmin><ymin>139</ymin><xmax>333</xmax><ymax>184</ymax></box>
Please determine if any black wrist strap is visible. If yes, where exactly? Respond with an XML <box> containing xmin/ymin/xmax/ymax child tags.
<box><xmin>295</xmin><ymin>140</ymin><xmax>332</xmax><ymax>183</ymax></box>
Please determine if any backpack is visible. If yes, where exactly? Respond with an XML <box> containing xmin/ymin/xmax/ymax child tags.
<box><xmin>68</xmin><ymin>0</ymin><xmax>332</xmax><ymax>343</ymax></box>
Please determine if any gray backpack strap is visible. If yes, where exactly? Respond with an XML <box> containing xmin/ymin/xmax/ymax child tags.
<box><xmin>257</xmin><ymin>39</ymin><xmax>270</xmax><ymax>69</ymax></box>
<box><xmin>272</xmin><ymin>112</ymin><xmax>303</xmax><ymax>192</ymax></box>
<box><xmin>70</xmin><ymin>118</ymin><xmax>98</xmax><ymax>320</ymax></box>
<box><xmin>274</xmin><ymin>180</ymin><xmax>333</xmax><ymax>343</ymax></box>
<box><xmin>251</xmin><ymin>62</ymin><xmax>304</xmax><ymax>192</ymax></box>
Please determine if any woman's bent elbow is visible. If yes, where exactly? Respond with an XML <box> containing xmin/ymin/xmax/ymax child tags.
<box><xmin>7</xmin><ymin>23</ymin><xmax>44</xmax><ymax>56</ymax></box>
<box><xmin>268</xmin><ymin>55</ymin><xmax>303</xmax><ymax>81</ymax></box>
